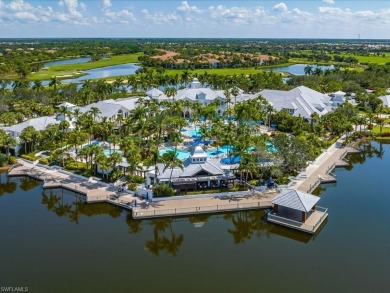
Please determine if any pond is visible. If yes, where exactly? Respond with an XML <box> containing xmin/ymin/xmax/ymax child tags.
<box><xmin>4</xmin><ymin>62</ymin><xmax>140</xmax><ymax>90</ymax></box>
<box><xmin>61</xmin><ymin>63</ymin><xmax>140</xmax><ymax>83</ymax></box>
<box><xmin>269</xmin><ymin>64</ymin><xmax>335</xmax><ymax>75</ymax></box>
<box><xmin>0</xmin><ymin>141</ymin><xmax>389</xmax><ymax>292</ymax></box>
<box><xmin>44</xmin><ymin>57</ymin><xmax>91</xmax><ymax>67</ymax></box>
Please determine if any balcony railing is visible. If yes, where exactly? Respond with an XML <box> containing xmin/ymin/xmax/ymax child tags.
<box><xmin>267</xmin><ymin>206</ymin><xmax>328</xmax><ymax>233</ymax></box>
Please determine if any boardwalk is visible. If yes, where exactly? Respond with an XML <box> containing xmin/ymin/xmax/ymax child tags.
<box><xmin>7</xmin><ymin>135</ymin><xmax>358</xmax><ymax>223</ymax></box>
<box><xmin>293</xmin><ymin>137</ymin><xmax>360</xmax><ymax>193</ymax></box>
<box><xmin>7</xmin><ymin>159</ymin><xmax>276</xmax><ymax>219</ymax></box>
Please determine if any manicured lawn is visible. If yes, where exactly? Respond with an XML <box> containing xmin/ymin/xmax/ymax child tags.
<box><xmin>331</xmin><ymin>52</ymin><xmax>390</xmax><ymax>65</ymax></box>
<box><xmin>372</xmin><ymin>125</ymin><xmax>390</xmax><ymax>134</ymax></box>
<box><xmin>29</xmin><ymin>53</ymin><xmax>143</xmax><ymax>80</ymax></box>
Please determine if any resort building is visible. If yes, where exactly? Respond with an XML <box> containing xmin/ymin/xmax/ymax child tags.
<box><xmin>2</xmin><ymin>116</ymin><xmax>60</xmax><ymax>155</ymax></box>
<box><xmin>58</xmin><ymin>97</ymin><xmax>144</xmax><ymax>129</ymax></box>
<box><xmin>330</xmin><ymin>90</ymin><xmax>347</xmax><ymax>106</ymax></box>
<box><xmin>259</xmin><ymin>86</ymin><xmax>333</xmax><ymax>123</ymax></box>
<box><xmin>146</xmin><ymin>146</ymin><xmax>235</xmax><ymax>192</ymax></box>
<box><xmin>378</xmin><ymin>94</ymin><xmax>390</xmax><ymax>107</ymax></box>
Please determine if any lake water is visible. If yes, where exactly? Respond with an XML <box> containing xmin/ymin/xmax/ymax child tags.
<box><xmin>61</xmin><ymin>63</ymin><xmax>140</xmax><ymax>83</ymax></box>
<box><xmin>1</xmin><ymin>141</ymin><xmax>389</xmax><ymax>292</ymax></box>
<box><xmin>270</xmin><ymin>64</ymin><xmax>335</xmax><ymax>75</ymax></box>
<box><xmin>4</xmin><ymin>62</ymin><xmax>140</xmax><ymax>89</ymax></box>
<box><xmin>44</xmin><ymin>57</ymin><xmax>91</xmax><ymax>67</ymax></box>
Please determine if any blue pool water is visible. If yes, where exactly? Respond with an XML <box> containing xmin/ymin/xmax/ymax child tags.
<box><xmin>159</xmin><ymin>148</ymin><xmax>190</xmax><ymax>161</ymax></box>
<box><xmin>104</xmin><ymin>150</ymin><xmax>123</xmax><ymax>156</ymax></box>
<box><xmin>188</xmin><ymin>128</ymin><xmax>201</xmax><ymax>138</ymax></box>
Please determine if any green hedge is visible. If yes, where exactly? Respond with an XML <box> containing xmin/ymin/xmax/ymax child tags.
<box><xmin>65</xmin><ymin>161</ymin><xmax>87</xmax><ymax>171</ymax></box>
<box><xmin>8</xmin><ymin>156</ymin><xmax>17</xmax><ymax>165</ymax></box>
<box><xmin>0</xmin><ymin>153</ymin><xmax>8</xmax><ymax>167</ymax></box>
<box><xmin>153</xmin><ymin>184</ymin><xmax>175</xmax><ymax>197</ymax></box>
<box><xmin>39</xmin><ymin>158</ymin><xmax>49</xmax><ymax>165</ymax></box>
<box><xmin>21</xmin><ymin>154</ymin><xmax>36</xmax><ymax>161</ymax></box>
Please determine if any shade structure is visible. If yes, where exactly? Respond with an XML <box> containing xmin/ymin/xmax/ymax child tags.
<box><xmin>220</xmin><ymin>155</ymin><xmax>240</xmax><ymax>164</ymax></box>
<box><xmin>272</xmin><ymin>189</ymin><xmax>320</xmax><ymax>212</ymax></box>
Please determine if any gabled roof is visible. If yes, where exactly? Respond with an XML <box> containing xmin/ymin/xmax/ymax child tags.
<box><xmin>3</xmin><ymin>116</ymin><xmax>59</xmax><ymax>134</ymax></box>
<box><xmin>259</xmin><ymin>86</ymin><xmax>331</xmax><ymax>119</ymax></box>
<box><xmin>272</xmin><ymin>189</ymin><xmax>320</xmax><ymax>212</ymax></box>
<box><xmin>71</xmin><ymin>97</ymin><xmax>142</xmax><ymax>121</ymax></box>
<box><xmin>157</xmin><ymin>157</ymin><xmax>226</xmax><ymax>180</ymax></box>
<box><xmin>146</xmin><ymin>88</ymin><xmax>165</xmax><ymax>98</ymax></box>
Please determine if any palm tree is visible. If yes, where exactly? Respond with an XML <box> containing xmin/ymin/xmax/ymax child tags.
<box><xmin>304</xmin><ymin>65</ymin><xmax>313</xmax><ymax>75</ymax></box>
<box><xmin>108</xmin><ymin>134</ymin><xmax>121</xmax><ymax>153</ymax></box>
<box><xmin>3</xmin><ymin>134</ymin><xmax>17</xmax><ymax>157</ymax></box>
<box><xmin>109</xmin><ymin>151</ymin><xmax>123</xmax><ymax>170</ymax></box>
<box><xmin>164</xmin><ymin>87</ymin><xmax>177</xmax><ymax>101</ymax></box>
<box><xmin>49</xmin><ymin>76</ymin><xmax>61</xmax><ymax>92</ymax></box>
<box><xmin>89</xmin><ymin>107</ymin><xmax>101</xmax><ymax>122</ymax></box>
<box><xmin>230</xmin><ymin>86</ymin><xmax>240</xmax><ymax>106</ymax></box>
<box><xmin>19</xmin><ymin>126</ymin><xmax>36</xmax><ymax>154</ymax></box>
<box><xmin>32</xmin><ymin>80</ymin><xmax>44</xmax><ymax>92</ymax></box>
<box><xmin>161</xmin><ymin>150</ymin><xmax>184</xmax><ymax>185</ymax></box>
<box><xmin>96</xmin><ymin>155</ymin><xmax>111</xmax><ymax>181</ymax></box>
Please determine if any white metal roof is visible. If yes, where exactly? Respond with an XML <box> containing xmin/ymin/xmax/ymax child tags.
<box><xmin>272</xmin><ymin>189</ymin><xmax>320</xmax><ymax>212</ymax></box>
<box><xmin>4</xmin><ymin>116</ymin><xmax>60</xmax><ymax>134</ymax></box>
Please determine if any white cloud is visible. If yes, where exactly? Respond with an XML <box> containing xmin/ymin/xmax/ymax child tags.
<box><xmin>208</xmin><ymin>5</ymin><xmax>267</xmax><ymax>25</ymax></box>
<box><xmin>102</xmin><ymin>0</ymin><xmax>111</xmax><ymax>10</ymax></box>
<box><xmin>273</xmin><ymin>3</ymin><xmax>288</xmax><ymax>12</ymax></box>
<box><xmin>14</xmin><ymin>11</ymin><xmax>38</xmax><ymax>21</ymax></box>
<box><xmin>100</xmin><ymin>0</ymin><xmax>136</xmax><ymax>24</ymax></box>
<box><xmin>322</xmin><ymin>0</ymin><xmax>335</xmax><ymax>4</ymax></box>
<box><xmin>143</xmin><ymin>9</ymin><xmax>183</xmax><ymax>24</ymax></box>
<box><xmin>58</xmin><ymin>0</ymin><xmax>83</xmax><ymax>18</ymax></box>
<box><xmin>177</xmin><ymin>1</ymin><xmax>200</xmax><ymax>13</ymax></box>
<box><xmin>104</xmin><ymin>9</ymin><xmax>136</xmax><ymax>24</ymax></box>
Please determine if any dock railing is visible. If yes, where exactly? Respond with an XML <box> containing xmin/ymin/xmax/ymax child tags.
<box><xmin>132</xmin><ymin>200</ymin><xmax>271</xmax><ymax>218</ymax></box>
<box><xmin>267</xmin><ymin>206</ymin><xmax>328</xmax><ymax>233</ymax></box>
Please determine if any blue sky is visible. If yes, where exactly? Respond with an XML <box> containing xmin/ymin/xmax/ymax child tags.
<box><xmin>0</xmin><ymin>0</ymin><xmax>389</xmax><ymax>38</ymax></box>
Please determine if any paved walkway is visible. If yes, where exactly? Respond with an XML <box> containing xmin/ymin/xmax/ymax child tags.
<box><xmin>293</xmin><ymin>136</ymin><xmax>359</xmax><ymax>193</ymax></box>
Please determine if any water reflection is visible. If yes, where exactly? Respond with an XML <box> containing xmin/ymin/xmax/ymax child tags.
<box><xmin>40</xmin><ymin>186</ymin><xmax>318</xmax><ymax>256</ymax></box>
<box><xmin>41</xmin><ymin>188</ymin><xmax>121</xmax><ymax>224</ymax></box>
<box><xmin>5</xmin><ymin>142</ymin><xmax>385</xmax><ymax>257</ymax></box>
<box><xmin>0</xmin><ymin>172</ymin><xmax>17</xmax><ymax>195</ymax></box>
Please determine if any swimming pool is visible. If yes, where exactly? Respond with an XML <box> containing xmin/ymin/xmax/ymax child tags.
<box><xmin>159</xmin><ymin>148</ymin><xmax>190</xmax><ymax>161</ymax></box>
<box><xmin>206</xmin><ymin>145</ymin><xmax>234</xmax><ymax>158</ymax></box>
<box><xmin>104</xmin><ymin>149</ymin><xmax>123</xmax><ymax>156</ymax></box>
